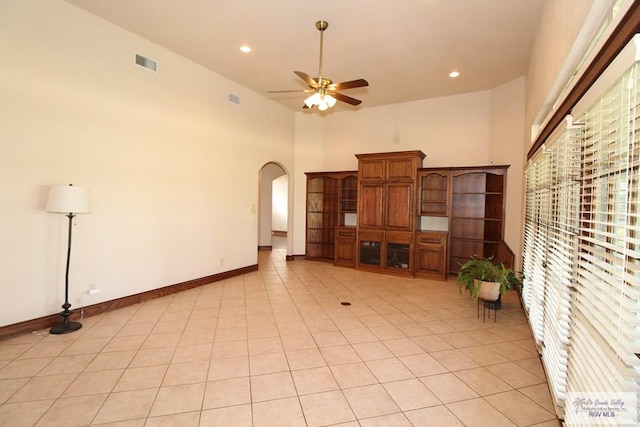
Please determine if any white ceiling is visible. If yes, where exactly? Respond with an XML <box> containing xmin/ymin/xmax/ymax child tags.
<box><xmin>64</xmin><ymin>0</ymin><xmax>544</xmax><ymax>112</ymax></box>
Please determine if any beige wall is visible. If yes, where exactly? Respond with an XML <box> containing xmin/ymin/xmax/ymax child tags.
<box><xmin>525</xmin><ymin>0</ymin><xmax>595</xmax><ymax>143</ymax></box>
<box><xmin>0</xmin><ymin>0</ymin><xmax>294</xmax><ymax>327</ymax></box>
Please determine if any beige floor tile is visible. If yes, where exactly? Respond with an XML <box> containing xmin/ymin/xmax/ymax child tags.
<box><xmin>447</xmin><ymin>397</ymin><xmax>517</xmax><ymax>427</ymax></box>
<box><xmin>149</xmin><ymin>382</ymin><xmax>205</xmax><ymax>417</ymax></box>
<box><xmin>312</xmin><ymin>330</ymin><xmax>349</xmax><ymax>347</ymax></box>
<box><xmin>251</xmin><ymin>371</ymin><xmax>296</xmax><ymax>402</ymax></box>
<box><xmin>330</xmin><ymin>362</ymin><xmax>378</xmax><ymax>388</ymax></box>
<box><xmin>249</xmin><ymin>352</ymin><xmax>289</xmax><ymax>375</ymax></box>
<box><xmin>405</xmin><ymin>404</ymin><xmax>465</xmax><ymax>426</ymax></box>
<box><xmin>458</xmin><ymin>345</ymin><xmax>510</xmax><ymax>366</ymax></box>
<box><xmin>202</xmin><ymin>376</ymin><xmax>251</xmax><ymax>409</ymax></box>
<box><xmin>359</xmin><ymin>412</ymin><xmax>413</xmax><ymax>426</ymax></box>
<box><xmin>17</xmin><ymin>342</ymin><xmax>70</xmax><ymax>359</ymax></box>
<box><xmin>0</xmin><ymin>400</ymin><xmax>54</xmax><ymax>427</ymax></box>
<box><xmin>0</xmin><ymin>251</ymin><xmax>555</xmax><ymax>427</ymax></box>
<box><xmin>412</xmin><ymin>334</ymin><xmax>455</xmax><ymax>352</ymax></box>
<box><xmin>383</xmin><ymin>378</ymin><xmax>440</xmax><ymax>411</ymax></box>
<box><xmin>343</xmin><ymin>383</ymin><xmax>400</xmax><ymax>419</ymax></box>
<box><xmin>129</xmin><ymin>347</ymin><xmax>175</xmax><ymax>367</ymax></box>
<box><xmin>0</xmin><ymin>358</ymin><xmax>53</xmax><ymax>379</ymax></box>
<box><xmin>61</xmin><ymin>337</ymin><xmax>109</xmax><ymax>356</ymax></box>
<box><xmin>341</xmin><ymin>327</ymin><xmax>379</xmax><ymax>344</ymax></box>
<box><xmin>102</xmin><ymin>335</ymin><xmax>147</xmax><ymax>352</ymax></box>
<box><xmin>398</xmin><ymin>353</ymin><xmax>448</xmax><ymax>377</ymax></box>
<box><xmin>291</xmin><ymin>366</ymin><xmax>339</xmax><ymax>395</ymax></box>
<box><xmin>8</xmin><ymin>373</ymin><xmax>76</xmax><ymax>403</ymax></box>
<box><xmin>35</xmin><ymin>394</ymin><xmax>107</xmax><ymax>427</ymax></box>
<box><xmin>215</xmin><ymin>326</ymin><xmax>247</xmax><ymax>342</ymax></box>
<box><xmin>145</xmin><ymin>411</ymin><xmax>200</xmax><ymax>427</ymax></box>
<box><xmin>382</xmin><ymin>338</ymin><xmax>424</xmax><ymax>357</ymax></box>
<box><xmin>430</xmin><ymin>348</ymin><xmax>481</xmax><ymax>371</ymax></box>
<box><xmin>486</xmin><ymin>362</ymin><xmax>546</xmax><ymax>388</ymax></box>
<box><xmin>518</xmin><ymin>383</ymin><xmax>556</xmax><ymax>414</ymax></box>
<box><xmin>171</xmin><ymin>343</ymin><xmax>212</xmax><ymax>363</ymax></box>
<box><xmin>37</xmin><ymin>353</ymin><xmax>94</xmax><ymax>376</ymax></box>
<box><xmin>93</xmin><ymin>388</ymin><xmax>158</xmax><ymax>424</ymax></box>
<box><xmin>454</xmin><ymin>367</ymin><xmax>513</xmax><ymax>396</ymax></box>
<box><xmin>300</xmin><ymin>390</ymin><xmax>356</xmax><ymax>426</ymax></box>
<box><xmin>141</xmin><ymin>332</ymin><xmax>181</xmax><ymax>349</ymax></box>
<box><xmin>366</xmin><ymin>358</ymin><xmax>414</xmax><ymax>383</ymax></box>
<box><xmin>252</xmin><ymin>397</ymin><xmax>306</xmax><ymax>427</ymax></box>
<box><xmin>280</xmin><ymin>333</ymin><xmax>317</xmax><ymax>351</ymax></box>
<box><xmin>113</xmin><ymin>364</ymin><xmax>167</xmax><ymax>391</ymax></box>
<box><xmin>420</xmin><ymin>372</ymin><xmax>479</xmax><ymax>403</ymax></box>
<box><xmin>211</xmin><ymin>340</ymin><xmax>248</xmax><ymax>359</ymax></box>
<box><xmin>485</xmin><ymin>390</ymin><xmax>556</xmax><ymax>426</ymax></box>
<box><xmin>85</xmin><ymin>350</ymin><xmax>136</xmax><ymax>371</ymax></box>
<box><xmin>352</xmin><ymin>341</ymin><xmax>394</xmax><ymax>361</ymax></box>
<box><xmin>208</xmin><ymin>356</ymin><xmax>249</xmax><ymax>381</ymax></box>
<box><xmin>200</xmin><ymin>403</ymin><xmax>252</xmax><ymax>427</ymax></box>
<box><xmin>161</xmin><ymin>360</ymin><xmax>207</xmax><ymax>386</ymax></box>
<box><xmin>61</xmin><ymin>369</ymin><xmax>123</xmax><ymax>397</ymax></box>
<box><xmin>248</xmin><ymin>337</ymin><xmax>283</xmax><ymax>354</ymax></box>
<box><xmin>286</xmin><ymin>348</ymin><xmax>326</xmax><ymax>370</ymax></box>
<box><xmin>515</xmin><ymin>357</ymin><xmax>547</xmax><ymax>379</ymax></box>
<box><xmin>0</xmin><ymin>378</ymin><xmax>28</xmax><ymax>404</ymax></box>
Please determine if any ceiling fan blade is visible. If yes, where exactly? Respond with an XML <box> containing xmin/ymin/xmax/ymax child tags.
<box><xmin>267</xmin><ymin>89</ymin><xmax>314</xmax><ymax>93</ymax></box>
<box><xmin>330</xmin><ymin>79</ymin><xmax>369</xmax><ymax>91</ymax></box>
<box><xmin>333</xmin><ymin>92</ymin><xmax>362</xmax><ymax>106</ymax></box>
<box><xmin>294</xmin><ymin>71</ymin><xmax>318</xmax><ymax>88</ymax></box>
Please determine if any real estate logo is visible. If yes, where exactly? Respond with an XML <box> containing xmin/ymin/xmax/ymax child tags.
<box><xmin>566</xmin><ymin>392</ymin><xmax>637</xmax><ymax>426</ymax></box>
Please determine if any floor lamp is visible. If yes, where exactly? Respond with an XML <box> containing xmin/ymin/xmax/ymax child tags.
<box><xmin>46</xmin><ymin>184</ymin><xmax>92</xmax><ymax>334</ymax></box>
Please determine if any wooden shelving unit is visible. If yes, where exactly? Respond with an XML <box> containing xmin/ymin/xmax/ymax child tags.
<box><xmin>304</xmin><ymin>154</ymin><xmax>509</xmax><ymax>280</ymax></box>
<box><xmin>449</xmin><ymin>167</ymin><xmax>507</xmax><ymax>275</ymax></box>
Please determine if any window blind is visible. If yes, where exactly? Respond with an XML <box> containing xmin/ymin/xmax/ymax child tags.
<box><xmin>564</xmin><ymin>61</ymin><xmax>640</xmax><ymax>425</ymax></box>
<box><xmin>522</xmin><ymin>37</ymin><xmax>640</xmax><ymax>423</ymax></box>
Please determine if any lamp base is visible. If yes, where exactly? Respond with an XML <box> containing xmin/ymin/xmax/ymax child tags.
<box><xmin>50</xmin><ymin>320</ymin><xmax>82</xmax><ymax>335</ymax></box>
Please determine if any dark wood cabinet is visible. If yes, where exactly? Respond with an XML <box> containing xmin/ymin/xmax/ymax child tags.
<box><xmin>418</xmin><ymin>170</ymin><xmax>449</xmax><ymax>216</ymax></box>
<box><xmin>415</xmin><ymin>231</ymin><xmax>448</xmax><ymax>279</ymax></box>
<box><xmin>305</xmin><ymin>171</ymin><xmax>357</xmax><ymax>261</ymax></box>
<box><xmin>334</xmin><ymin>227</ymin><xmax>356</xmax><ymax>267</ymax></box>
<box><xmin>356</xmin><ymin>151</ymin><xmax>425</xmax><ymax>233</ymax></box>
<box><xmin>304</xmin><ymin>153</ymin><xmax>508</xmax><ymax>281</ymax></box>
<box><xmin>448</xmin><ymin>167</ymin><xmax>507</xmax><ymax>275</ymax></box>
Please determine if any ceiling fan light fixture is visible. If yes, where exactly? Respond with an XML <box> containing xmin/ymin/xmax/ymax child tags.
<box><xmin>325</xmin><ymin>94</ymin><xmax>337</xmax><ymax>108</ymax></box>
<box><xmin>304</xmin><ymin>92</ymin><xmax>322</xmax><ymax>108</ymax></box>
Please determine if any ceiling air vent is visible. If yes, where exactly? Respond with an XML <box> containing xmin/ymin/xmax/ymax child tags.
<box><xmin>227</xmin><ymin>92</ymin><xmax>241</xmax><ymax>106</ymax></box>
<box><xmin>135</xmin><ymin>53</ymin><xmax>157</xmax><ymax>72</ymax></box>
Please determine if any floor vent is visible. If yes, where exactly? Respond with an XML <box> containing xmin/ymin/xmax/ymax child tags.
<box><xmin>135</xmin><ymin>53</ymin><xmax>157</xmax><ymax>72</ymax></box>
<box><xmin>227</xmin><ymin>92</ymin><xmax>241</xmax><ymax>105</ymax></box>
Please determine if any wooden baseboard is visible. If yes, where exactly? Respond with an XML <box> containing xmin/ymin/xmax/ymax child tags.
<box><xmin>286</xmin><ymin>255</ymin><xmax>305</xmax><ymax>261</ymax></box>
<box><xmin>0</xmin><ymin>264</ymin><xmax>258</xmax><ymax>341</ymax></box>
<box><xmin>257</xmin><ymin>246</ymin><xmax>272</xmax><ymax>251</ymax></box>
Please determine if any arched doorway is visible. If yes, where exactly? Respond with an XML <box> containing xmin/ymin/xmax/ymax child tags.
<box><xmin>258</xmin><ymin>162</ymin><xmax>289</xmax><ymax>253</ymax></box>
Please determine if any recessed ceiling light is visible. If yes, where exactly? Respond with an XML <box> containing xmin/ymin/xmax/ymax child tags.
<box><xmin>449</xmin><ymin>71</ymin><xmax>460</xmax><ymax>78</ymax></box>
<box><xmin>240</xmin><ymin>45</ymin><xmax>252</xmax><ymax>53</ymax></box>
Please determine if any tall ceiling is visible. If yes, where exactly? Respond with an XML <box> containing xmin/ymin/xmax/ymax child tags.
<box><xmin>64</xmin><ymin>0</ymin><xmax>544</xmax><ymax>112</ymax></box>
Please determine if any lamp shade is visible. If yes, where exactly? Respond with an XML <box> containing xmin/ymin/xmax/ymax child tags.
<box><xmin>46</xmin><ymin>184</ymin><xmax>92</xmax><ymax>214</ymax></box>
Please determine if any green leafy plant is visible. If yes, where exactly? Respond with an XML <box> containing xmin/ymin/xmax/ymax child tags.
<box><xmin>457</xmin><ymin>255</ymin><xmax>522</xmax><ymax>301</ymax></box>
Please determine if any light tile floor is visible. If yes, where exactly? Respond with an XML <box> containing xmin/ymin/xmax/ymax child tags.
<box><xmin>0</xmin><ymin>247</ymin><xmax>560</xmax><ymax>426</ymax></box>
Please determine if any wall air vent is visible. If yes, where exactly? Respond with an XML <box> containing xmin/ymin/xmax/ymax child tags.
<box><xmin>135</xmin><ymin>53</ymin><xmax>157</xmax><ymax>72</ymax></box>
<box><xmin>227</xmin><ymin>92</ymin><xmax>241</xmax><ymax>106</ymax></box>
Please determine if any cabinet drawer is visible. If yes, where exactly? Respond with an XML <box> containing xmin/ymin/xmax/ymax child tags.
<box><xmin>417</xmin><ymin>232</ymin><xmax>447</xmax><ymax>246</ymax></box>
<box><xmin>336</xmin><ymin>227</ymin><xmax>356</xmax><ymax>238</ymax></box>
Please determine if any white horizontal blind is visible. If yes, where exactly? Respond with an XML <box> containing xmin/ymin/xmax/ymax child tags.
<box><xmin>523</xmin><ymin>151</ymin><xmax>550</xmax><ymax>347</ymax></box>
<box><xmin>564</xmin><ymin>62</ymin><xmax>640</xmax><ymax>424</ymax></box>
<box><xmin>542</xmin><ymin>128</ymin><xmax>581</xmax><ymax>415</ymax></box>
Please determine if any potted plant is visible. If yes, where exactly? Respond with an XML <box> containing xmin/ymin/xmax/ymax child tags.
<box><xmin>457</xmin><ymin>255</ymin><xmax>522</xmax><ymax>302</ymax></box>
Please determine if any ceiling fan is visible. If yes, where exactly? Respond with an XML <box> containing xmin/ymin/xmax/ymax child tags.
<box><xmin>268</xmin><ymin>20</ymin><xmax>369</xmax><ymax>111</ymax></box>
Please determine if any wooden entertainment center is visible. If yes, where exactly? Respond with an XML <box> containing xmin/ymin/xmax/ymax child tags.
<box><xmin>305</xmin><ymin>150</ymin><xmax>509</xmax><ymax>279</ymax></box>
